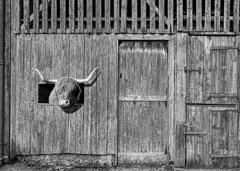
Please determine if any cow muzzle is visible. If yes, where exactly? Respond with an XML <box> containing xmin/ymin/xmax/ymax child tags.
<box><xmin>59</xmin><ymin>99</ymin><xmax>70</xmax><ymax>108</ymax></box>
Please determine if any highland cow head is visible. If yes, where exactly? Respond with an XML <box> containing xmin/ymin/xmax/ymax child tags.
<box><xmin>35</xmin><ymin>67</ymin><xmax>101</xmax><ymax>113</ymax></box>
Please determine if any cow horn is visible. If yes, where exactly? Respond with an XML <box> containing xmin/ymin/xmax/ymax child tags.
<box><xmin>75</xmin><ymin>67</ymin><xmax>99</xmax><ymax>83</ymax></box>
<box><xmin>34</xmin><ymin>68</ymin><xmax>58</xmax><ymax>83</ymax></box>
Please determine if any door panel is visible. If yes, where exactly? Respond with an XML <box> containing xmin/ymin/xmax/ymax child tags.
<box><xmin>185</xmin><ymin>105</ymin><xmax>239</xmax><ymax>168</ymax></box>
<box><xmin>186</xmin><ymin>37</ymin><xmax>238</xmax><ymax>104</ymax></box>
<box><xmin>118</xmin><ymin>41</ymin><xmax>168</xmax><ymax>166</ymax></box>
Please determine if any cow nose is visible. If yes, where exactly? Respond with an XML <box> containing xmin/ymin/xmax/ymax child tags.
<box><xmin>59</xmin><ymin>99</ymin><xmax>70</xmax><ymax>107</ymax></box>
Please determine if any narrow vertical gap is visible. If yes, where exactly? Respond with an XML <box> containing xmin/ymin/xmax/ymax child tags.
<box><xmin>39</xmin><ymin>0</ymin><xmax>42</xmax><ymax>29</ymax></box>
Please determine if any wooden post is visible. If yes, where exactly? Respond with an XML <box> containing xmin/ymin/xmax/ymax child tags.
<box><xmin>0</xmin><ymin>0</ymin><xmax>4</xmax><ymax>166</ymax></box>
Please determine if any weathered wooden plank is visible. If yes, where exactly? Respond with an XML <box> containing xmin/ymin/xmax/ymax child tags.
<box><xmin>149</xmin><ymin>0</ymin><xmax>155</xmax><ymax>33</ymax></box>
<box><xmin>214</xmin><ymin>0</ymin><xmax>221</xmax><ymax>31</ymax></box>
<box><xmin>44</xmin><ymin>35</ymin><xmax>54</xmax><ymax>154</ymax></box>
<box><xmin>75</xmin><ymin>34</ymin><xmax>85</xmax><ymax>154</ymax></box>
<box><xmin>196</xmin><ymin>0</ymin><xmax>202</xmax><ymax>31</ymax></box>
<box><xmin>52</xmin><ymin>35</ymin><xmax>62</xmax><ymax>153</ymax></box>
<box><xmin>177</xmin><ymin>0</ymin><xmax>183</xmax><ymax>31</ymax></box>
<box><xmin>77</xmin><ymin>0</ymin><xmax>84</xmax><ymax>33</ymax></box>
<box><xmin>60</xmin><ymin>0</ymin><xmax>66</xmax><ymax>33</ymax></box>
<box><xmin>87</xmin><ymin>0</ymin><xmax>93</xmax><ymax>33</ymax></box>
<box><xmin>30</xmin><ymin>35</ymin><xmax>38</xmax><ymax>155</ymax></box>
<box><xmin>107</xmin><ymin>34</ymin><xmax>117</xmax><ymax>156</ymax></box>
<box><xmin>24</xmin><ymin>0</ymin><xmax>30</xmax><ymax>33</ymax></box>
<box><xmin>33</xmin><ymin>0</ymin><xmax>39</xmax><ymax>33</ymax></box>
<box><xmin>98</xmin><ymin>34</ymin><xmax>108</xmax><ymax>154</ymax></box>
<box><xmin>38</xmin><ymin>35</ymin><xmax>46</xmax><ymax>154</ymax></box>
<box><xmin>121</xmin><ymin>0</ymin><xmax>127</xmax><ymax>33</ymax></box>
<box><xmin>113</xmin><ymin>0</ymin><xmax>119</xmax><ymax>32</ymax></box>
<box><xmin>233</xmin><ymin>0</ymin><xmax>239</xmax><ymax>33</ymax></box>
<box><xmin>174</xmin><ymin>33</ymin><xmax>187</xmax><ymax>166</ymax></box>
<box><xmin>4</xmin><ymin>0</ymin><xmax>11</xmax><ymax>161</ymax></box>
<box><xmin>10</xmin><ymin>0</ymin><xmax>18</xmax><ymax>158</ymax></box>
<box><xmin>132</xmin><ymin>0</ymin><xmax>138</xmax><ymax>33</ymax></box>
<box><xmin>51</xmin><ymin>0</ymin><xmax>57</xmax><ymax>33</ymax></box>
<box><xmin>90</xmin><ymin>34</ymin><xmax>98</xmax><ymax>154</ymax></box>
<box><xmin>96</xmin><ymin>0</ymin><xmax>102</xmax><ymax>33</ymax></box>
<box><xmin>187</xmin><ymin>0</ymin><xmax>193</xmax><ymax>31</ymax></box>
<box><xmin>60</xmin><ymin>35</ymin><xmax>70</xmax><ymax>153</ymax></box>
<box><xmin>224</xmin><ymin>0</ymin><xmax>230</xmax><ymax>32</ymax></box>
<box><xmin>23</xmin><ymin>35</ymin><xmax>32</xmax><ymax>155</ymax></box>
<box><xmin>68</xmin><ymin>35</ymin><xmax>77</xmax><ymax>153</ymax></box>
<box><xmin>15</xmin><ymin>0</ymin><xmax>21</xmax><ymax>33</ymax></box>
<box><xmin>159</xmin><ymin>0</ymin><xmax>164</xmax><ymax>32</ymax></box>
<box><xmin>42</xmin><ymin>0</ymin><xmax>48</xmax><ymax>33</ymax></box>
<box><xmin>105</xmin><ymin>0</ymin><xmax>111</xmax><ymax>33</ymax></box>
<box><xmin>175</xmin><ymin>122</ymin><xmax>185</xmax><ymax>167</ymax></box>
<box><xmin>119</xmin><ymin>95</ymin><xmax>167</xmax><ymax>102</ymax></box>
<box><xmin>168</xmin><ymin>35</ymin><xmax>175</xmax><ymax>163</ymax></box>
<box><xmin>69</xmin><ymin>0</ymin><xmax>75</xmax><ymax>33</ymax></box>
<box><xmin>83</xmin><ymin>34</ymin><xmax>91</xmax><ymax>154</ymax></box>
<box><xmin>205</xmin><ymin>0</ymin><xmax>211</xmax><ymax>31</ymax></box>
<box><xmin>168</xmin><ymin>0</ymin><xmax>173</xmax><ymax>32</ymax></box>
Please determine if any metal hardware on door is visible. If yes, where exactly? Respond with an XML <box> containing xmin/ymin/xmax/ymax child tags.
<box><xmin>184</xmin><ymin>67</ymin><xmax>201</xmax><ymax>74</ymax></box>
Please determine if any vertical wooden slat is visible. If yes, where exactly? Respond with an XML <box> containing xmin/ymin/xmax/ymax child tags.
<box><xmin>38</xmin><ymin>35</ymin><xmax>46</xmax><ymax>154</ymax></box>
<box><xmin>60</xmin><ymin>0</ymin><xmax>66</xmax><ymax>33</ymax></box>
<box><xmin>87</xmin><ymin>0</ymin><xmax>93</xmax><ymax>33</ymax></box>
<box><xmin>45</xmin><ymin>35</ymin><xmax>54</xmax><ymax>154</ymax></box>
<box><xmin>69</xmin><ymin>0</ymin><xmax>75</xmax><ymax>33</ymax></box>
<box><xmin>113</xmin><ymin>0</ymin><xmax>119</xmax><ymax>33</ymax></box>
<box><xmin>132</xmin><ymin>0</ymin><xmax>138</xmax><ymax>33</ymax></box>
<box><xmin>107</xmin><ymin>34</ymin><xmax>117</xmax><ymax>157</ymax></box>
<box><xmin>214</xmin><ymin>0</ymin><xmax>221</xmax><ymax>31</ymax></box>
<box><xmin>75</xmin><ymin>34</ymin><xmax>85</xmax><ymax>154</ymax></box>
<box><xmin>97</xmin><ymin>34</ymin><xmax>108</xmax><ymax>154</ymax></box>
<box><xmin>23</xmin><ymin>35</ymin><xmax>32</xmax><ymax>155</ymax></box>
<box><xmin>52</xmin><ymin>35</ymin><xmax>61</xmax><ymax>153</ymax></box>
<box><xmin>15</xmin><ymin>0</ymin><xmax>21</xmax><ymax>33</ymax></box>
<box><xmin>121</xmin><ymin>0</ymin><xmax>127</xmax><ymax>33</ymax></box>
<box><xmin>33</xmin><ymin>1</ymin><xmax>39</xmax><ymax>33</ymax></box>
<box><xmin>83</xmin><ymin>34</ymin><xmax>91</xmax><ymax>154</ymax></box>
<box><xmin>196</xmin><ymin>0</ymin><xmax>202</xmax><ymax>31</ymax></box>
<box><xmin>233</xmin><ymin>0</ymin><xmax>239</xmax><ymax>33</ymax></box>
<box><xmin>77</xmin><ymin>0</ymin><xmax>83</xmax><ymax>33</ymax></box>
<box><xmin>4</xmin><ymin>0</ymin><xmax>11</xmax><ymax>161</ymax></box>
<box><xmin>42</xmin><ymin>0</ymin><xmax>48</xmax><ymax>33</ymax></box>
<box><xmin>187</xmin><ymin>0</ymin><xmax>192</xmax><ymax>31</ymax></box>
<box><xmin>175</xmin><ymin>33</ymin><xmax>187</xmax><ymax>166</ymax></box>
<box><xmin>168</xmin><ymin>35</ymin><xmax>175</xmax><ymax>163</ymax></box>
<box><xmin>90</xmin><ymin>34</ymin><xmax>98</xmax><ymax>154</ymax></box>
<box><xmin>30</xmin><ymin>35</ymin><xmax>38</xmax><ymax>155</ymax></box>
<box><xmin>168</xmin><ymin>0</ymin><xmax>173</xmax><ymax>33</ymax></box>
<box><xmin>68</xmin><ymin>35</ymin><xmax>77</xmax><ymax>153</ymax></box>
<box><xmin>24</xmin><ymin>0</ymin><xmax>30</xmax><ymax>33</ymax></box>
<box><xmin>177</xmin><ymin>0</ymin><xmax>183</xmax><ymax>31</ymax></box>
<box><xmin>159</xmin><ymin>0</ymin><xmax>164</xmax><ymax>33</ymax></box>
<box><xmin>149</xmin><ymin>0</ymin><xmax>155</xmax><ymax>33</ymax></box>
<box><xmin>205</xmin><ymin>0</ymin><xmax>211</xmax><ymax>31</ymax></box>
<box><xmin>105</xmin><ymin>0</ymin><xmax>111</xmax><ymax>32</ymax></box>
<box><xmin>51</xmin><ymin>0</ymin><xmax>57</xmax><ymax>33</ymax></box>
<box><xmin>224</xmin><ymin>0</ymin><xmax>230</xmax><ymax>32</ymax></box>
<box><xmin>96</xmin><ymin>0</ymin><xmax>102</xmax><ymax>33</ymax></box>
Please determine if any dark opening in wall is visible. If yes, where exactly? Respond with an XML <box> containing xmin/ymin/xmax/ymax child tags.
<box><xmin>38</xmin><ymin>83</ymin><xmax>84</xmax><ymax>104</ymax></box>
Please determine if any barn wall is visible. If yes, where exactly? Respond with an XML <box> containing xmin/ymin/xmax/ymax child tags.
<box><xmin>6</xmin><ymin>32</ymin><xmax>240</xmax><ymax>168</ymax></box>
<box><xmin>10</xmin><ymin>34</ymin><xmax>118</xmax><ymax>157</ymax></box>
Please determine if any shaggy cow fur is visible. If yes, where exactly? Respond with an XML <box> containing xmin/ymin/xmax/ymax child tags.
<box><xmin>49</xmin><ymin>77</ymin><xmax>83</xmax><ymax>113</ymax></box>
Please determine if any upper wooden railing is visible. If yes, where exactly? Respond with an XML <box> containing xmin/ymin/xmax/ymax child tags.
<box><xmin>15</xmin><ymin>0</ymin><xmax>240</xmax><ymax>34</ymax></box>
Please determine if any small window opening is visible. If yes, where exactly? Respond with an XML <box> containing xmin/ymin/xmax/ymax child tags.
<box><xmin>38</xmin><ymin>83</ymin><xmax>84</xmax><ymax>104</ymax></box>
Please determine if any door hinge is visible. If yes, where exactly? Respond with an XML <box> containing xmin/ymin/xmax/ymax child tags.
<box><xmin>184</xmin><ymin>67</ymin><xmax>201</xmax><ymax>74</ymax></box>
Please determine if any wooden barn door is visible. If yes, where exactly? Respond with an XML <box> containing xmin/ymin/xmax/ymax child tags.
<box><xmin>118</xmin><ymin>41</ymin><xmax>168</xmax><ymax>166</ymax></box>
<box><xmin>185</xmin><ymin>36</ymin><xmax>240</xmax><ymax>168</ymax></box>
